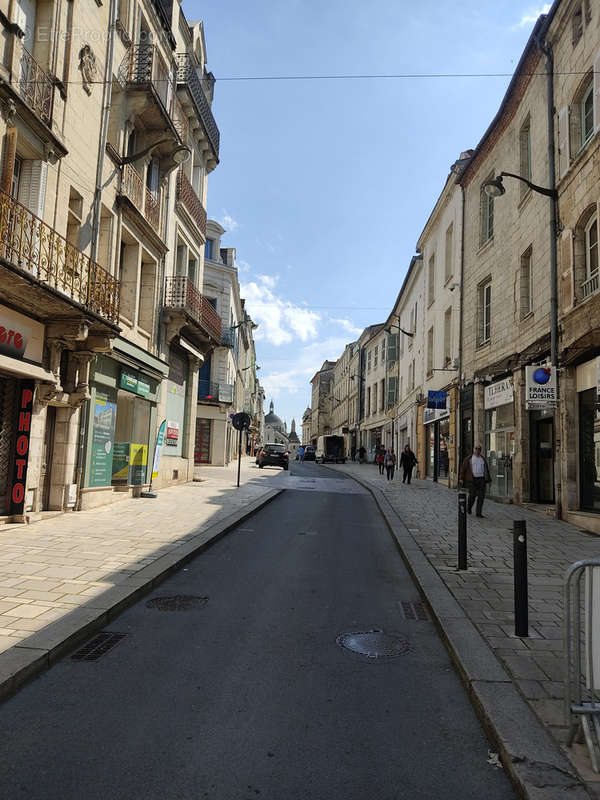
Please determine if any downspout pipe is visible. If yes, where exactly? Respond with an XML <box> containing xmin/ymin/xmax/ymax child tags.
<box><xmin>534</xmin><ymin>26</ymin><xmax>562</xmax><ymax>518</ymax></box>
<box><xmin>458</xmin><ymin>182</ymin><xmax>466</xmax><ymax>478</ymax></box>
<box><xmin>90</xmin><ymin>0</ymin><xmax>117</xmax><ymax>263</ymax></box>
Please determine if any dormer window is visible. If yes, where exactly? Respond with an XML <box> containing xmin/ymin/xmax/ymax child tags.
<box><xmin>205</xmin><ymin>238</ymin><xmax>215</xmax><ymax>260</ymax></box>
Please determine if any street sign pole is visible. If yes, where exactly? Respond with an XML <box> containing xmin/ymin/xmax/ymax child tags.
<box><xmin>232</xmin><ymin>412</ymin><xmax>252</xmax><ymax>489</ymax></box>
<box><xmin>237</xmin><ymin>426</ymin><xmax>242</xmax><ymax>488</ymax></box>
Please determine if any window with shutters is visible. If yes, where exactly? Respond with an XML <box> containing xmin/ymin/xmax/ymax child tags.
<box><xmin>480</xmin><ymin>174</ymin><xmax>494</xmax><ymax>244</ymax></box>
<box><xmin>387</xmin><ymin>376</ymin><xmax>397</xmax><ymax>408</ymax></box>
<box><xmin>444</xmin><ymin>223</ymin><xmax>454</xmax><ymax>283</ymax></box>
<box><xmin>374</xmin><ymin>345</ymin><xmax>378</xmax><ymax>368</ymax></box>
<box><xmin>519</xmin><ymin>117</ymin><xmax>531</xmax><ymax>200</ymax></box>
<box><xmin>426</xmin><ymin>326</ymin><xmax>434</xmax><ymax>378</ymax></box>
<box><xmin>478</xmin><ymin>280</ymin><xmax>492</xmax><ymax>345</ymax></box>
<box><xmin>586</xmin><ymin>216</ymin><xmax>598</xmax><ymax>278</ymax></box>
<box><xmin>520</xmin><ymin>246</ymin><xmax>533</xmax><ymax>319</ymax></box>
<box><xmin>570</xmin><ymin>72</ymin><xmax>595</xmax><ymax>155</ymax></box>
<box><xmin>427</xmin><ymin>254</ymin><xmax>435</xmax><ymax>306</ymax></box>
<box><xmin>386</xmin><ymin>333</ymin><xmax>397</xmax><ymax>363</ymax></box>
<box><xmin>372</xmin><ymin>383</ymin><xmax>377</xmax><ymax>414</ymax></box>
<box><xmin>367</xmin><ymin>350</ymin><xmax>372</xmax><ymax>372</ymax></box>
<box><xmin>444</xmin><ymin>307</ymin><xmax>452</xmax><ymax>365</ymax></box>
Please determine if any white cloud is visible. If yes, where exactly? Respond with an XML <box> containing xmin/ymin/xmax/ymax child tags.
<box><xmin>236</xmin><ymin>259</ymin><xmax>251</xmax><ymax>273</ymax></box>
<box><xmin>329</xmin><ymin>317</ymin><xmax>363</xmax><ymax>337</ymax></box>
<box><xmin>513</xmin><ymin>4</ymin><xmax>550</xmax><ymax>29</ymax></box>
<box><xmin>241</xmin><ymin>280</ymin><xmax>321</xmax><ymax>346</ymax></box>
<box><xmin>260</xmin><ymin>336</ymin><xmax>351</xmax><ymax>400</ymax></box>
<box><xmin>219</xmin><ymin>212</ymin><xmax>239</xmax><ymax>231</ymax></box>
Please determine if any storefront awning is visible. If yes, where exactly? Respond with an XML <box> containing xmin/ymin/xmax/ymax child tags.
<box><xmin>0</xmin><ymin>354</ymin><xmax>56</xmax><ymax>383</ymax></box>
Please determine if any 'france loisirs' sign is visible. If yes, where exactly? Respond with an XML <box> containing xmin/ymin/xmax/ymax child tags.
<box><xmin>525</xmin><ymin>366</ymin><xmax>557</xmax><ymax>410</ymax></box>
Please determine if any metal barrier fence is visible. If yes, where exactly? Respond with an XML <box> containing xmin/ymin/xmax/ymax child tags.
<box><xmin>565</xmin><ymin>558</ymin><xmax>600</xmax><ymax>772</ymax></box>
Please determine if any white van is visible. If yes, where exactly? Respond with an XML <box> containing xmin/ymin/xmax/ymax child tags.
<box><xmin>315</xmin><ymin>435</ymin><xmax>346</xmax><ymax>464</ymax></box>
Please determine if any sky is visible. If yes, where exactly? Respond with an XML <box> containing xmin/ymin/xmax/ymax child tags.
<box><xmin>184</xmin><ymin>0</ymin><xmax>552</xmax><ymax>430</ymax></box>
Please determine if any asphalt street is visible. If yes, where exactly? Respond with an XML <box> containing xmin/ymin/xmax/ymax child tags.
<box><xmin>0</xmin><ymin>461</ymin><xmax>515</xmax><ymax>799</ymax></box>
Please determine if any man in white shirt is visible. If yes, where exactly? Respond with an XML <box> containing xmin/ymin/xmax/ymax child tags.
<box><xmin>459</xmin><ymin>444</ymin><xmax>492</xmax><ymax>517</ymax></box>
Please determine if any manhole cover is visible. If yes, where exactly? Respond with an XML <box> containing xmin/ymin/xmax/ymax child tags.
<box><xmin>145</xmin><ymin>595</ymin><xmax>208</xmax><ymax>611</ymax></box>
<box><xmin>336</xmin><ymin>629</ymin><xmax>410</xmax><ymax>659</ymax></box>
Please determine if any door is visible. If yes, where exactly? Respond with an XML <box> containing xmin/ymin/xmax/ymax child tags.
<box><xmin>40</xmin><ymin>405</ymin><xmax>56</xmax><ymax>510</ymax></box>
<box><xmin>579</xmin><ymin>389</ymin><xmax>600</xmax><ymax>511</ymax></box>
<box><xmin>486</xmin><ymin>430</ymin><xmax>515</xmax><ymax>499</ymax></box>
<box><xmin>0</xmin><ymin>375</ymin><xmax>16</xmax><ymax>515</ymax></box>
<box><xmin>534</xmin><ymin>419</ymin><xmax>554</xmax><ymax>503</ymax></box>
<box><xmin>195</xmin><ymin>419</ymin><xmax>211</xmax><ymax>464</ymax></box>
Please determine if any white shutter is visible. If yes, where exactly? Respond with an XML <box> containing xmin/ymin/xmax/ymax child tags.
<box><xmin>557</xmin><ymin>106</ymin><xmax>570</xmax><ymax>179</ymax></box>
<box><xmin>34</xmin><ymin>160</ymin><xmax>47</xmax><ymax>219</ymax></box>
<box><xmin>594</xmin><ymin>50</ymin><xmax>600</xmax><ymax>133</ymax></box>
<box><xmin>19</xmin><ymin>160</ymin><xmax>47</xmax><ymax>218</ymax></box>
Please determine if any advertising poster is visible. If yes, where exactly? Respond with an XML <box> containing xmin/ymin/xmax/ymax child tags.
<box><xmin>130</xmin><ymin>443</ymin><xmax>148</xmax><ymax>485</ymax></box>
<box><xmin>151</xmin><ymin>420</ymin><xmax>166</xmax><ymax>481</ymax></box>
<box><xmin>111</xmin><ymin>442</ymin><xmax>130</xmax><ymax>480</ymax></box>
<box><xmin>89</xmin><ymin>392</ymin><xmax>116</xmax><ymax>487</ymax></box>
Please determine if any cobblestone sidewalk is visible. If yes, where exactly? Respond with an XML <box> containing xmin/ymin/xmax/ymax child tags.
<box><xmin>0</xmin><ymin>458</ymin><xmax>282</xmax><ymax>693</ymax></box>
<box><xmin>330</xmin><ymin>462</ymin><xmax>600</xmax><ymax>789</ymax></box>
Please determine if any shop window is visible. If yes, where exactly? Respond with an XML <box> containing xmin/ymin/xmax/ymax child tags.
<box><xmin>579</xmin><ymin>388</ymin><xmax>600</xmax><ymax>511</ymax></box>
<box><xmin>112</xmin><ymin>390</ymin><xmax>152</xmax><ymax>486</ymax></box>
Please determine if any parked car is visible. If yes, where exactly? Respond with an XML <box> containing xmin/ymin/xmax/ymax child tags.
<box><xmin>256</xmin><ymin>443</ymin><xmax>289</xmax><ymax>470</ymax></box>
<box><xmin>303</xmin><ymin>445</ymin><xmax>316</xmax><ymax>461</ymax></box>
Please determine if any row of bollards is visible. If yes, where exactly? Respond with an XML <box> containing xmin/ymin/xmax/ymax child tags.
<box><xmin>457</xmin><ymin>492</ymin><xmax>528</xmax><ymax>637</ymax></box>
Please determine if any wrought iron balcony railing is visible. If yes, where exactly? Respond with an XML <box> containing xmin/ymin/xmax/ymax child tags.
<box><xmin>164</xmin><ymin>275</ymin><xmax>222</xmax><ymax>342</ymax></box>
<box><xmin>19</xmin><ymin>46</ymin><xmax>54</xmax><ymax>126</ymax></box>
<box><xmin>198</xmin><ymin>380</ymin><xmax>233</xmax><ymax>403</ymax></box>
<box><xmin>120</xmin><ymin>163</ymin><xmax>161</xmax><ymax>232</ymax></box>
<box><xmin>582</xmin><ymin>269</ymin><xmax>599</xmax><ymax>300</ymax></box>
<box><xmin>0</xmin><ymin>189</ymin><xmax>120</xmax><ymax>322</ymax></box>
<box><xmin>119</xmin><ymin>45</ymin><xmax>189</xmax><ymax>142</ymax></box>
<box><xmin>176</xmin><ymin>53</ymin><xmax>220</xmax><ymax>160</ymax></box>
<box><xmin>176</xmin><ymin>169</ymin><xmax>207</xmax><ymax>237</ymax></box>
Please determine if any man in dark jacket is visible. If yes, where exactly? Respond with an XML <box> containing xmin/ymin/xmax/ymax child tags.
<box><xmin>459</xmin><ymin>444</ymin><xmax>492</xmax><ymax>517</ymax></box>
<box><xmin>399</xmin><ymin>445</ymin><xmax>417</xmax><ymax>484</ymax></box>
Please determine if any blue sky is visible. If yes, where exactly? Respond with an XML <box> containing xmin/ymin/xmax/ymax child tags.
<box><xmin>185</xmin><ymin>0</ymin><xmax>551</xmax><ymax>430</ymax></box>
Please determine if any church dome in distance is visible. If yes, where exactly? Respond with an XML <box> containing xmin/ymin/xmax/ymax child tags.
<box><xmin>264</xmin><ymin>400</ymin><xmax>284</xmax><ymax>432</ymax></box>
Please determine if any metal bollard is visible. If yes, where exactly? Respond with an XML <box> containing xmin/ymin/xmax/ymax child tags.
<box><xmin>458</xmin><ymin>491</ymin><xmax>467</xmax><ymax>570</ymax></box>
<box><xmin>513</xmin><ymin>520</ymin><xmax>529</xmax><ymax>637</ymax></box>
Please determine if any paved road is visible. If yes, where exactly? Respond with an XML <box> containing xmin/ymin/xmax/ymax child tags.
<box><xmin>0</xmin><ymin>462</ymin><xmax>514</xmax><ymax>799</ymax></box>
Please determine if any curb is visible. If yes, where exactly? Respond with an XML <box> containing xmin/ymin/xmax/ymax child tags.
<box><xmin>331</xmin><ymin>467</ymin><xmax>592</xmax><ymax>800</ymax></box>
<box><xmin>0</xmin><ymin>487</ymin><xmax>283</xmax><ymax>703</ymax></box>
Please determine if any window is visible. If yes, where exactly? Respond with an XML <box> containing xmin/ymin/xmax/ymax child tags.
<box><xmin>387</xmin><ymin>376</ymin><xmax>397</xmax><ymax>408</ymax></box>
<box><xmin>428</xmin><ymin>254</ymin><xmax>435</xmax><ymax>306</ymax></box>
<box><xmin>372</xmin><ymin>383</ymin><xmax>377</xmax><ymax>414</ymax></box>
<box><xmin>367</xmin><ymin>386</ymin><xmax>371</xmax><ymax>415</ymax></box>
<box><xmin>520</xmin><ymin>246</ymin><xmax>533</xmax><ymax>318</ymax></box>
<box><xmin>480</xmin><ymin>174</ymin><xmax>494</xmax><ymax>244</ymax></box>
<box><xmin>381</xmin><ymin>341</ymin><xmax>385</xmax><ymax>363</ymax></box>
<box><xmin>478</xmin><ymin>280</ymin><xmax>492</xmax><ymax>345</ymax></box>
<box><xmin>519</xmin><ymin>117</ymin><xmax>531</xmax><ymax>199</ymax></box>
<box><xmin>205</xmin><ymin>238</ymin><xmax>214</xmax><ymax>260</ymax></box>
<box><xmin>444</xmin><ymin>307</ymin><xmax>452</xmax><ymax>365</ymax></box>
<box><xmin>367</xmin><ymin>350</ymin><xmax>372</xmax><ymax>372</ymax></box>
<box><xmin>374</xmin><ymin>346</ymin><xmax>378</xmax><ymax>368</ymax></box>
<box><xmin>427</xmin><ymin>326</ymin><xmax>434</xmax><ymax>378</ymax></box>
<box><xmin>387</xmin><ymin>333</ymin><xmax>397</xmax><ymax>362</ymax></box>
<box><xmin>586</xmin><ymin>216</ymin><xmax>598</xmax><ymax>278</ymax></box>
<box><xmin>582</xmin><ymin>80</ymin><xmax>594</xmax><ymax>147</ymax></box>
<box><xmin>380</xmin><ymin>378</ymin><xmax>385</xmax><ymax>410</ymax></box>
<box><xmin>445</xmin><ymin>223</ymin><xmax>454</xmax><ymax>283</ymax></box>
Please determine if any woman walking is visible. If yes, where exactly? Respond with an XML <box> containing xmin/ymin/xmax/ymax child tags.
<box><xmin>384</xmin><ymin>449</ymin><xmax>396</xmax><ymax>481</ymax></box>
<box><xmin>376</xmin><ymin>448</ymin><xmax>385</xmax><ymax>475</ymax></box>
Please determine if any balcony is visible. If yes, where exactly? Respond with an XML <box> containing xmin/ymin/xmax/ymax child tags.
<box><xmin>221</xmin><ymin>326</ymin><xmax>237</xmax><ymax>348</ymax></box>
<box><xmin>176</xmin><ymin>169</ymin><xmax>207</xmax><ymax>238</ymax></box>
<box><xmin>164</xmin><ymin>275</ymin><xmax>221</xmax><ymax>343</ymax></box>
<box><xmin>0</xmin><ymin>189</ymin><xmax>119</xmax><ymax>323</ymax></box>
<box><xmin>19</xmin><ymin>47</ymin><xmax>53</xmax><ymax>127</ymax></box>
<box><xmin>176</xmin><ymin>53</ymin><xmax>220</xmax><ymax>167</ymax></box>
<box><xmin>120</xmin><ymin>163</ymin><xmax>161</xmax><ymax>233</ymax></box>
<box><xmin>198</xmin><ymin>380</ymin><xmax>233</xmax><ymax>403</ymax></box>
<box><xmin>582</xmin><ymin>270</ymin><xmax>599</xmax><ymax>300</ymax></box>
<box><xmin>119</xmin><ymin>45</ymin><xmax>189</xmax><ymax>142</ymax></box>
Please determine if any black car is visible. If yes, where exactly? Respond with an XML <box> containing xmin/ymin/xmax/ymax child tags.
<box><xmin>303</xmin><ymin>445</ymin><xmax>316</xmax><ymax>461</ymax></box>
<box><xmin>256</xmin><ymin>443</ymin><xmax>289</xmax><ymax>470</ymax></box>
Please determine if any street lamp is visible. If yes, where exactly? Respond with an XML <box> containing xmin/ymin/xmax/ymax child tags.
<box><xmin>484</xmin><ymin>168</ymin><xmax>561</xmax><ymax>514</ymax></box>
<box><xmin>121</xmin><ymin>138</ymin><xmax>191</xmax><ymax>165</ymax></box>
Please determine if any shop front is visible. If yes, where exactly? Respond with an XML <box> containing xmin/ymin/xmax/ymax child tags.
<box><xmin>484</xmin><ymin>377</ymin><xmax>515</xmax><ymax>501</ymax></box>
<box><xmin>576</xmin><ymin>358</ymin><xmax>600</xmax><ymax>513</ymax></box>
<box><xmin>0</xmin><ymin>304</ymin><xmax>55</xmax><ymax>519</ymax></box>
<box><xmin>423</xmin><ymin>406</ymin><xmax>450</xmax><ymax>483</ymax></box>
<box><xmin>82</xmin><ymin>338</ymin><xmax>169</xmax><ymax>509</ymax></box>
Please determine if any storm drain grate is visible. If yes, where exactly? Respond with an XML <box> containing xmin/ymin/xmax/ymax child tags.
<box><xmin>336</xmin><ymin>629</ymin><xmax>410</xmax><ymax>660</ymax></box>
<box><xmin>71</xmin><ymin>631</ymin><xmax>127</xmax><ymax>661</ymax></box>
<box><xmin>145</xmin><ymin>595</ymin><xmax>208</xmax><ymax>611</ymax></box>
<box><xmin>400</xmin><ymin>601</ymin><xmax>429</xmax><ymax>621</ymax></box>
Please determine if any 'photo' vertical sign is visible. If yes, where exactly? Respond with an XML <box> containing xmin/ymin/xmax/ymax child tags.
<box><xmin>10</xmin><ymin>380</ymin><xmax>35</xmax><ymax>515</ymax></box>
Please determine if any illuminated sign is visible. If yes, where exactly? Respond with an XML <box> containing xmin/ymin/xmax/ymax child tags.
<box><xmin>10</xmin><ymin>380</ymin><xmax>34</xmax><ymax>515</ymax></box>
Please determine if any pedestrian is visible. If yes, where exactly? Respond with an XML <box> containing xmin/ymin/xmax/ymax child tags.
<box><xmin>376</xmin><ymin>448</ymin><xmax>385</xmax><ymax>475</ymax></box>
<box><xmin>359</xmin><ymin>445</ymin><xmax>366</xmax><ymax>464</ymax></box>
<box><xmin>459</xmin><ymin>444</ymin><xmax>492</xmax><ymax>517</ymax></box>
<box><xmin>384</xmin><ymin>448</ymin><xmax>396</xmax><ymax>481</ymax></box>
<box><xmin>351</xmin><ymin>446</ymin><xmax>357</xmax><ymax>462</ymax></box>
<box><xmin>399</xmin><ymin>444</ymin><xmax>417</xmax><ymax>484</ymax></box>
<box><xmin>298</xmin><ymin>445</ymin><xmax>305</xmax><ymax>462</ymax></box>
